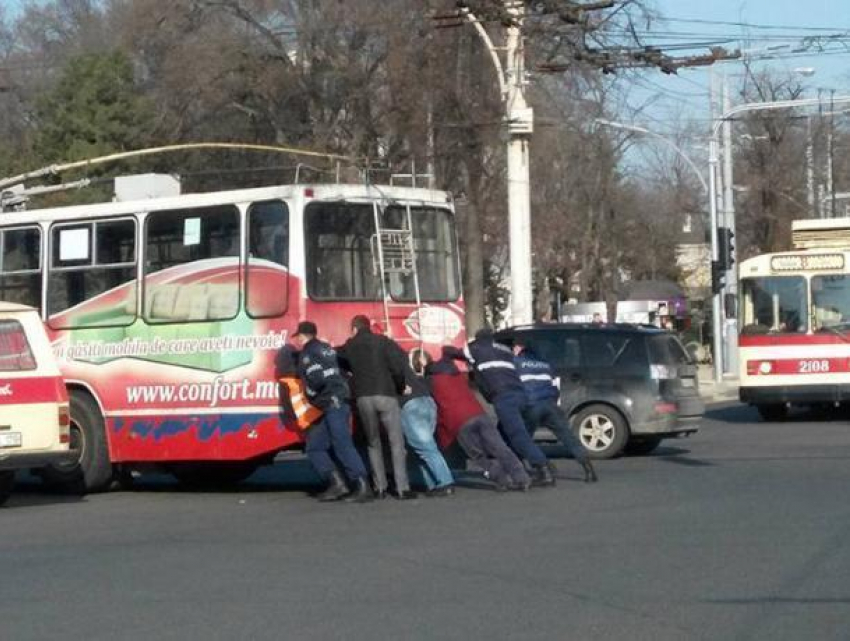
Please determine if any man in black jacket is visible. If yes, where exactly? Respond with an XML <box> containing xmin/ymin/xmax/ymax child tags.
<box><xmin>291</xmin><ymin>320</ymin><xmax>371</xmax><ymax>502</ymax></box>
<box><xmin>338</xmin><ymin>315</ymin><xmax>415</xmax><ymax>500</ymax></box>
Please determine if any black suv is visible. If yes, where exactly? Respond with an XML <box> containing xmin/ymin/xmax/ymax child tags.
<box><xmin>495</xmin><ymin>323</ymin><xmax>703</xmax><ymax>458</ymax></box>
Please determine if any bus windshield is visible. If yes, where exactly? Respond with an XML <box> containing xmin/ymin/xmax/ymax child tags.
<box><xmin>305</xmin><ymin>202</ymin><xmax>460</xmax><ymax>302</ymax></box>
<box><xmin>812</xmin><ymin>274</ymin><xmax>850</xmax><ymax>331</ymax></box>
<box><xmin>741</xmin><ymin>276</ymin><xmax>807</xmax><ymax>334</ymax></box>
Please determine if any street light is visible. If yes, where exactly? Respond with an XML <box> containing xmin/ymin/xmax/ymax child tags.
<box><xmin>594</xmin><ymin>118</ymin><xmax>708</xmax><ymax>193</ymax></box>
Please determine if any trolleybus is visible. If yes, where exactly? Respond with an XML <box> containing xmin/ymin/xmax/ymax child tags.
<box><xmin>0</xmin><ymin>179</ymin><xmax>465</xmax><ymax>490</ymax></box>
<box><xmin>739</xmin><ymin>217</ymin><xmax>850</xmax><ymax>420</ymax></box>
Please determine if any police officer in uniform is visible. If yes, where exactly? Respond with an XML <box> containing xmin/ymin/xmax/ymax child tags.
<box><xmin>513</xmin><ymin>340</ymin><xmax>598</xmax><ymax>483</ymax></box>
<box><xmin>291</xmin><ymin>321</ymin><xmax>372</xmax><ymax>502</ymax></box>
<box><xmin>445</xmin><ymin>329</ymin><xmax>555</xmax><ymax>487</ymax></box>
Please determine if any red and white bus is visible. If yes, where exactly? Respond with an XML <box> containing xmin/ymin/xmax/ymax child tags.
<box><xmin>738</xmin><ymin>217</ymin><xmax>850</xmax><ymax>420</ymax></box>
<box><xmin>0</xmin><ymin>180</ymin><xmax>465</xmax><ymax>490</ymax></box>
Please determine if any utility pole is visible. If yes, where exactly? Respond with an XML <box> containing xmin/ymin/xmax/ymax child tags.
<box><xmin>806</xmin><ymin>115</ymin><xmax>816</xmax><ymax>217</ymax></box>
<box><xmin>708</xmin><ymin>68</ymin><xmax>723</xmax><ymax>383</ymax></box>
<box><xmin>503</xmin><ymin>1</ymin><xmax>534</xmax><ymax>325</ymax></box>
<box><xmin>721</xmin><ymin>74</ymin><xmax>738</xmax><ymax>376</ymax></box>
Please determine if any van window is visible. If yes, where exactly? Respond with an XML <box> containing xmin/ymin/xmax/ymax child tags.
<box><xmin>48</xmin><ymin>219</ymin><xmax>137</xmax><ymax>327</ymax></box>
<box><xmin>0</xmin><ymin>227</ymin><xmax>41</xmax><ymax>309</ymax></box>
<box><xmin>581</xmin><ymin>332</ymin><xmax>648</xmax><ymax>377</ymax></box>
<box><xmin>0</xmin><ymin>320</ymin><xmax>36</xmax><ymax>371</ymax></box>
<box><xmin>246</xmin><ymin>200</ymin><xmax>288</xmax><ymax>318</ymax></box>
<box><xmin>144</xmin><ymin>205</ymin><xmax>240</xmax><ymax>323</ymax></box>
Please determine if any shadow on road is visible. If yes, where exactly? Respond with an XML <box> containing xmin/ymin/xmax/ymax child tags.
<box><xmin>2</xmin><ymin>477</ymin><xmax>87</xmax><ymax>510</ymax></box>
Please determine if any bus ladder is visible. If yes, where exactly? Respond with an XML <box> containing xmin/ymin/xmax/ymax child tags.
<box><xmin>371</xmin><ymin>205</ymin><xmax>424</xmax><ymax>349</ymax></box>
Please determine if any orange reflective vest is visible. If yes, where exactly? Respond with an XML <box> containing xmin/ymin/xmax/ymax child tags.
<box><xmin>279</xmin><ymin>376</ymin><xmax>323</xmax><ymax>430</ymax></box>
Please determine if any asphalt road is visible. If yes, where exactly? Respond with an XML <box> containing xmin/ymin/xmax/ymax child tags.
<box><xmin>3</xmin><ymin>403</ymin><xmax>850</xmax><ymax>641</ymax></box>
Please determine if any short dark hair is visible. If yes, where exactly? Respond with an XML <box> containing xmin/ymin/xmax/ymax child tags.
<box><xmin>475</xmin><ymin>327</ymin><xmax>494</xmax><ymax>341</ymax></box>
<box><xmin>351</xmin><ymin>315</ymin><xmax>371</xmax><ymax>333</ymax></box>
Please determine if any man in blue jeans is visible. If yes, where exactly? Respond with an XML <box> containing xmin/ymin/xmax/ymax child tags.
<box><xmin>291</xmin><ymin>320</ymin><xmax>372</xmax><ymax>503</ymax></box>
<box><xmin>513</xmin><ymin>340</ymin><xmax>598</xmax><ymax>483</ymax></box>
<box><xmin>444</xmin><ymin>330</ymin><xmax>555</xmax><ymax>487</ymax></box>
<box><xmin>394</xmin><ymin>347</ymin><xmax>454</xmax><ymax>497</ymax></box>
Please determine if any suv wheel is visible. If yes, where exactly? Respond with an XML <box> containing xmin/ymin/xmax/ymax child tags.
<box><xmin>572</xmin><ymin>404</ymin><xmax>629</xmax><ymax>459</ymax></box>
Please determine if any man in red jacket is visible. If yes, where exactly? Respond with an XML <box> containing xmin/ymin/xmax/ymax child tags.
<box><xmin>425</xmin><ymin>353</ymin><xmax>531</xmax><ymax>491</ymax></box>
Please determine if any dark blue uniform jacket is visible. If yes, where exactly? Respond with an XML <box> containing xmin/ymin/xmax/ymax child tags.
<box><xmin>444</xmin><ymin>337</ymin><xmax>525</xmax><ymax>402</ymax></box>
<box><xmin>515</xmin><ymin>350</ymin><xmax>559</xmax><ymax>405</ymax></box>
<box><xmin>296</xmin><ymin>338</ymin><xmax>350</xmax><ymax>410</ymax></box>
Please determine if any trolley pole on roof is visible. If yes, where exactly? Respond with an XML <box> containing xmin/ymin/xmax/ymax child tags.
<box><xmin>463</xmin><ymin>2</ymin><xmax>534</xmax><ymax>326</ymax></box>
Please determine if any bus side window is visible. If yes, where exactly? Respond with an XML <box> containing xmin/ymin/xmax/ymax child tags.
<box><xmin>246</xmin><ymin>201</ymin><xmax>289</xmax><ymax>318</ymax></box>
<box><xmin>0</xmin><ymin>226</ymin><xmax>42</xmax><ymax>310</ymax></box>
<box><xmin>47</xmin><ymin>219</ymin><xmax>137</xmax><ymax>328</ymax></box>
<box><xmin>144</xmin><ymin>205</ymin><xmax>240</xmax><ymax>323</ymax></box>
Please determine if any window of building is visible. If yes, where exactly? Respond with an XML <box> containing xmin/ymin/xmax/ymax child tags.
<box><xmin>48</xmin><ymin>219</ymin><xmax>137</xmax><ymax>327</ymax></box>
<box><xmin>144</xmin><ymin>205</ymin><xmax>240</xmax><ymax>323</ymax></box>
<box><xmin>0</xmin><ymin>226</ymin><xmax>41</xmax><ymax>309</ymax></box>
<box><xmin>246</xmin><ymin>200</ymin><xmax>289</xmax><ymax>318</ymax></box>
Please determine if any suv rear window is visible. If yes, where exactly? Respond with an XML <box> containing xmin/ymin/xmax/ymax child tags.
<box><xmin>648</xmin><ymin>334</ymin><xmax>692</xmax><ymax>366</ymax></box>
<box><xmin>581</xmin><ymin>332</ymin><xmax>648</xmax><ymax>376</ymax></box>
<box><xmin>0</xmin><ymin>320</ymin><xmax>36</xmax><ymax>371</ymax></box>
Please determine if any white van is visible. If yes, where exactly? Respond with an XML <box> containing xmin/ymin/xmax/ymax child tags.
<box><xmin>0</xmin><ymin>303</ymin><xmax>71</xmax><ymax>506</ymax></box>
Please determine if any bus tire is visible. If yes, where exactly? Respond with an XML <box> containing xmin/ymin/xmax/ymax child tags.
<box><xmin>169</xmin><ymin>461</ymin><xmax>260</xmax><ymax>489</ymax></box>
<box><xmin>0</xmin><ymin>471</ymin><xmax>14</xmax><ymax>506</ymax></box>
<box><xmin>756</xmin><ymin>404</ymin><xmax>788</xmax><ymax>422</ymax></box>
<box><xmin>40</xmin><ymin>391</ymin><xmax>113</xmax><ymax>494</ymax></box>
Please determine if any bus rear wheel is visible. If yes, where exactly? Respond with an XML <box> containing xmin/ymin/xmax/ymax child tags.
<box><xmin>169</xmin><ymin>462</ymin><xmax>260</xmax><ymax>489</ymax></box>
<box><xmin>39</xmin><ymin>391</ymin><xmax>113</xmax><ymax>494</ymax></box>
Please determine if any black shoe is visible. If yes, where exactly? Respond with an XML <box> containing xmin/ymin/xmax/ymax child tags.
<box><xmin>374</xmin><ymin>489</ymin><xmax>388</xmax><ymax>500</ymax></box>
<box><xmin>580</xmin><ymin>458</ymin><xmax>598</xmax><ymax>483</ymax></box>
<box><xmin>345</xmin><ymin>477</ymin><xmax>374</xmax><ymax>503</ymax></box>
<box><xmin>426</xmin><ymin>485</ymin><xmax>455</xmax><ymax>498</ymax></box>
<box><xmin>532</xmin><ymin>463</ymin><xmax>556</xmax><ymax>488</ymax></box>
<box><xmin>393</xmin><ymin>490</ymin><xmax>419</xmax><ymax>500</ymax></box>
<box><xmin>317</xmin><ymin>470</ymin><xmax>350</xmax><ymax>502</ymax></box>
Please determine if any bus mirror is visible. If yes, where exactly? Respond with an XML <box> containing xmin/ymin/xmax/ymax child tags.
<box><xmin>724</xmin><ymin>293</ymin><xmax>737</xmax><ymax>319</ymax></box>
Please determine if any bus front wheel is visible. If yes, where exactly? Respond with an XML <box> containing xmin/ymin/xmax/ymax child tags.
<box><xmin>40</xmin><ymin>392</ymin><xmax>113</xmax><ymax>493</ymax></box>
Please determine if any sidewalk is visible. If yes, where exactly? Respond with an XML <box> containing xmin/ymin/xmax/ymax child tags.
<box><xmin>697</xmin><ymin>364</ymin><xmax>739</xmax><ymax>404</ymax></box>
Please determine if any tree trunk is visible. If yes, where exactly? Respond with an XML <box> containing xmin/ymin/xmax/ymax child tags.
<box><xmin>462</xmin><ymin>163</ymin><xmax>486</xmax><ymax>335</ymax></box>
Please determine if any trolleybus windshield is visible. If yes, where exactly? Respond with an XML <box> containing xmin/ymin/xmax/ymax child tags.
<box><xmin>741</xmin><ymin>276</ymin><xmax>807</xmax><ymax>334</ymax></box>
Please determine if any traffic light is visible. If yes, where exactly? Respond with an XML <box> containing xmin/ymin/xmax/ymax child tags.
<box><xmin>711</xmin><ymin>260</ymin><xmax>726</xmax><ymax>295</ymax></box>
<box><xmin>717</xmin><ymin>227</ymin><xmax>735</xmax><ymax>270</ymax></box>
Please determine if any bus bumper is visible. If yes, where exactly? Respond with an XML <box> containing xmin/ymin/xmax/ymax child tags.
<box><xmin>740</xmin><ymin>384</ymin><xmax>850</xmax><ymax>405</ymax></box>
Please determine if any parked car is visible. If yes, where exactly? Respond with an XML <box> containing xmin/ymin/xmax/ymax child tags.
<box><xmin>0</xmin><ymin>303</ymin><xmax>71</xmax><ymax>505</ymax></box>
<box><xmin>495</xmin><ymin>323</ymin><xmax>703</xmax><ymax>459</ymax></box>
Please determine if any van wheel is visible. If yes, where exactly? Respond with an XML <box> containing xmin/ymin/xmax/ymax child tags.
<box><xmin>756</xmin><ymin>404</ymin><xmax>788</xmax><ymax>422</ymax></box>
<box><xmin>169</xmin><ymin>462</ymin><xmax>259</xmax><ymax>489</ymax></box>
<box><xmin>0</xmin><ymin>471</ymin><xmax>14</xmax><ymax>506</ymax></box>
<box><xmin>40</xmin><ymin>392</ymin><xmax>113</xmax><ymax>493</ymax></box>
<box><xmin>572</xmin><ymin>405</ymin><xmax>629</xmax><ymax>459</ymax></box>
<box><xmin>625</xmin><ymin>436</ymin><xmax>663</xmax><ymax>456</ymax></box>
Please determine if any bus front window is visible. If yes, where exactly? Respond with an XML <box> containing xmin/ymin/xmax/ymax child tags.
<box><xmin>812</xmin><ymin>274</ymin><xmax>850</xmax><ymax>331</ymax></box>
<box><xmin>741</xmin><ymin>276</ymin><xmax>807</xmax><ymax>334</ymax></box>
